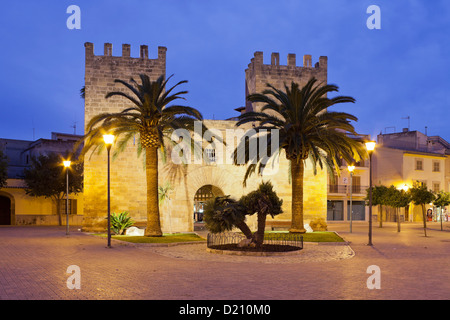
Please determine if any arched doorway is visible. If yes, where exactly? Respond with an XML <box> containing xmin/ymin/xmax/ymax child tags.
<box><xmin>0</xmin><ymin>195</ymin><xmax>11</xmax><ymax>225</ymax></box>
<box><xmin>193</xmin><ymin>185</ymin><xmax>224</xmax><ymax>222</ymax></box>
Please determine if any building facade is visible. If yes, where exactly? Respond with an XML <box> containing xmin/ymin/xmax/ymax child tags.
<box><xmin>82</xmin><ymin>43</ymin><xmax>329</xmax><ymax>233</ymax></box>
<box><xmin>327</xmin><ymin>134</ymin><xmax>371</xmax><ymax>223</ymax></box>
<box><xmin>372</xmin><ymin>129</ymin><xmax>450</xmax><ymax>222</ymax></box>
<box><xmin>0</xmin><ymin>132</ymin><xmax>84</xmax><ymax>225</ymax></box>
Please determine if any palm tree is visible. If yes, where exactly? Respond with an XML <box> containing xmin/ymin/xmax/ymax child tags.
<box><xmin>234</xmin><ymin>78</ymin><xmax>366</xmax><ymax>233</ymax></box>
<box><xmin>80</xmin><ymin>74</ymin><xmax>205</xmax><ymax>236</ymax></box>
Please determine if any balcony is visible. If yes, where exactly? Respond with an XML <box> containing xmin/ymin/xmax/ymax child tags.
<box><xmin>328</xmin><ymin>184</ymin><xmax>368</xmax><ymax>195</ymax></box>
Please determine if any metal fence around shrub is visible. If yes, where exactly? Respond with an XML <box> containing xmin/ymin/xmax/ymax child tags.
<box><xmin>207</xmin><ymin>232</ymin><xmax>303</xmax><ymax>252</ymax></box>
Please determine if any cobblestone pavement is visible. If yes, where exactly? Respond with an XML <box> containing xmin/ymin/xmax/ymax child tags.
<box><xmin>1</xmin><ymin>222</ymin><xmax>450</xmax><ymax>300</ymax></box>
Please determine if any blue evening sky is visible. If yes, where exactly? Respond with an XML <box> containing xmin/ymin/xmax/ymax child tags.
<box><xmin>0</xmin><ymin>0</ymin><xmax>449</xmax><ymax>142</ymax></box>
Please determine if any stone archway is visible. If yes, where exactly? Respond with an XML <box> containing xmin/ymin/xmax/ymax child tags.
<box><xmin>193</xmin><ymin>184</ymin><xmax>224</xmax><ymax>222</ymax></box>
<box><xmin>0</xmin><ymin>192</ymin><xmax>14</xmax><ymax>225</ymax></box>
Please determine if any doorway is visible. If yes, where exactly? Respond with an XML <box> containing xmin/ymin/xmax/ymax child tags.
<box><xmin>193</xmin><ymin>185</ymin><xmax>224</xmax><ymax>222</ymax></box>
<box><xmin>0</xmin><ymin>196</ymin><xmax>11</xmax><ymax>225</ymax></box>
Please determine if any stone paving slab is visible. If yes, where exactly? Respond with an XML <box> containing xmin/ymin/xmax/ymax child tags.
<box><xmin>1</xmin><ymin>222</ymin><xmax>450</xmax><ymax>300</ymax></box>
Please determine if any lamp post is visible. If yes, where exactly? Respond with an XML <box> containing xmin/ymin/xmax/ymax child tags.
<box><xmin>63</xmin><ymin>160</ymin><xmax>71</xmax><ymax>235</ymax></box>
<box><xmin>348</xmin><ymin>165</ymin><xmax>355</xmax><ymax>233</ymax></box>
<box><xmin>365</xmin><ymin>141</ymin><xmax>376</xmax><ymax>246</ymax></box>
<box><xmin>103</xmin><ymin>134</ymin><xmax>114</xmax><ymax>248</ymax></box>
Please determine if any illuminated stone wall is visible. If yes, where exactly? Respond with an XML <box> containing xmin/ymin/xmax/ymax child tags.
<box><xmin>83</xmin><ymin>44</ymin><xmax>327</xmax><ymax>232</ymax></box>
<box><xmin>83</xmin><ymin>43</ymin><xmax>166</xmax><ymax>231</ymax></box>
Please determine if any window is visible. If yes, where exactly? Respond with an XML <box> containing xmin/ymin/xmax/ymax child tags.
<box><xmin>433</xmin><ymin>182</ymin><xmax>440</xmax><ymax>193</ymax></box>
<box><xmin>354</xmin><ymin>159</ymin><xmax>365</xmax><ymax>167</ymax></box>
<box><xmin>433</xmin><ymin>161</ymin><xmax>440</xmax><ymax>172</ymax></box>
<box><xmin>327</xmin><ymin>200</ymin><xmax>343</xmax><ymax>221</ymax></box>
<box><xmin>415</xmin><ymin>159</ymin><xmax>423</xmax><ymax>171</ymax></box>
<box><xmin>414</xmin><ymin>180</ymin><xmax>427</xmax><ymax>188</ymax></box>
<box><xmin>205</xmin><ymin>148</ymin><xmax>216</xmax><ymax>163</ymax></box>
<box><xmin>328</xmin><ymin>174</ymin><xmax>339</xmax><ymax>193</ymax></box>
<box><xmin>347</xmin><ymin>201</ymin><xmax>366</xmax><ymax>221</ymax></box>
<box><xmin>351</xmin><ymin>176</ymin><xmax>361</xmax><ymax>193</ymax></box>
<box><xmin>59</xmin><ymin>199</ymin><xmax>77</xmax><ymax>215</ymax></box>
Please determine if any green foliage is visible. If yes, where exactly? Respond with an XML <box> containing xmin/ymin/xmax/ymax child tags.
<box><xmin>233</xmin><ymin>78</ymin><xmax>366</xmax><ymax>185</ymax></box>
<box><xmin>409</xmin><ymin>183</ymin><xmax>435</xmax><ymax>206</ymax></box>
<box><xmin>385</xmin><ymin>185</ymin><xmax>410</xmax><ymax>209</ymax></box>
<box><xmin>23</xmin><ymin>153</ymin><xmax>83</xmax><ymax>199</ymax></box>
<box><xmin>204</xmin><ymin>181</ymin><xmax>283</xmax><ymax>248</ymax></box>
<box><xmin>110</xmin><ymin>211</ymin><xmax>134</xmax><ymax>235</ymax></box>
<box><xmin>203</xmin><ymin>196</ymin><xmax>247</xmax><ymax>234</ymax></box>
<box><xmin>370</xmin><ymin>185</ymin><xmax>389</xmax><ymax>206</ymax></box>
<box><xmin>78</xmin><ymin>74</ymin><xmax>206</xmax><ymax>162</ymax></box>
<box><xmin>433</xmin><ymin>191</ymin><xmax>450</xmax><ymax>208</ymax></box>
<box><xmin>158</xmin><ymin>182</ymin><xmax>173</xmax><ymax>206</ymax></box>
<box><xmin>0</xmin><ymin>150</ymin><xmax>8</xmax><ymax>189</ymax></box>
<box><xmin>239</xmin><ymin>181</ymin><xmax>283</xmax><ymax>218</ymax></box>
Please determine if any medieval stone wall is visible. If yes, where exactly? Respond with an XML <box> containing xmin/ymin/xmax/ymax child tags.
<box><xmin>83</xmin><ymin>43</ymin><xmax>327</xmax><ymax>233</ymax></box>
<box><xmin>83</xmin><ymin>43</ymin><xmax>166</xmax><ymax>231</ymax></box>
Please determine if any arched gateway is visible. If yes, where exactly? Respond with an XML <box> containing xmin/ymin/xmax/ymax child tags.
<box><xmin>193</xmin><ymin>185</ymin><xmax>224</xmax><ymax>222</ymax></box>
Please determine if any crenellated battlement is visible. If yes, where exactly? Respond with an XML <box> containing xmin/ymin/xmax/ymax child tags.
<box><xmin>245</xmin><ymin>51</ymin><xmax>328</xmax><ymax>112</ymax></box>
<box><xmin>84</xmin><ymin>42</ymin><xmax>167</xmax><ymax>60</ymax></box>
<box><xmin>248</xmin><ymin>51</ymin><xmax>327</xmax><ymax>70</ymax></box>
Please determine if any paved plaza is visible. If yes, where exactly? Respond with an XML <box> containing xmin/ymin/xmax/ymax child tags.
<box><xmin>1</xmin><ymin>222</ymin><xmax>450</xmax><ymax>300</ymax></box>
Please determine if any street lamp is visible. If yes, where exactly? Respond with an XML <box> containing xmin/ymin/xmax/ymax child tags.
<box><xmin>103</xmin><ymin>134</ymin><xmax>114</xmax><ymax>248</ymax></box>
<box><xmin>365</xmin><ymin>140</ymin><xmax>376</xmax><ymax>246</ymax></box>
<box><xmin>63</xmin><ymin>160</ymin><xmax>71</xmax><ymax>235</ymax></box>
<box><xmin>348</xmin><ymin>165</ymin><xmax>355</xmax><ymax>233</ymax></box>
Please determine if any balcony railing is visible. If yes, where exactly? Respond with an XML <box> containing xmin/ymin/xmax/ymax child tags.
<box><xmin>328</xmin><ymin>185</ymin><xmax>368</xmax><ymax>194</ymax></box>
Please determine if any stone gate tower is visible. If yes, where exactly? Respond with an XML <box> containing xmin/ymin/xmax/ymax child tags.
<box><xmin>245</xmin><ymin>52</ymin><xmax>327</xmax><ymax>112</ymax></box>
<box><xmin>82</xmin><ymin>45</ymin><xmax>328</xmax><ymax>233</ymax></box>
<box><xmin>244</xmin><ymin>52</ymin><xmax>328</xmax><ymax>224</ymax></box>
<box><xmin>83</xmin><ymin>42</ymin><xmax>166</xmax><ymax>231</ymax></box>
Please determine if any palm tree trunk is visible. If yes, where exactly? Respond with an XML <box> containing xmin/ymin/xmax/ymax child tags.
<box><xmin>235</xmin><ymin>220</ymin><xmax>254</xmax><ymax>241</ymax></box>
<box><xmin>255</xmin><ymin>212</ymin><xmax>267</xmax><ymax>248</ymax></box>
<box><xmin>145</xmin><ymin>147</ymin><xmax>163</xmax><ymax>236</ymax></box>
<box><xmin>289</xmin><ymin>159</ymin><xmax>306</xmax><ymax>233</ymax></box>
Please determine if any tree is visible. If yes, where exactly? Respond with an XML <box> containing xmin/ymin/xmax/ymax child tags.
<box><xmin>409</xmin><ymin>182</ymin><xmax>435</xmax><ymax>237</ymax></box>
<box><xmin>433</xmin><ymin>191</ymin><xmax>450</xmax><ymax>231</ymax></box>
<box><xmin>203</xmin><ymin>195</ymin><xmax>253</xmax><ymax>239</ymax></box>
<box><xmin>234</xmin><ymin>78</ymin><xmax>366</xmax><ymax>233</ymax></box>
<box><xmin>370</xmin><ymin>185</ymin><xmax>389</xmax><ymax>228</ymax></box>
<box><xmin>0</xmin><ymin>150</ymin><xmax>7</xmax><ymax>189</ymax></box>
<box><xmin>23</xmin><ymin>153</ymin><xmax>83</xmax><ymax>225</ymax></box>
<box><xmin>204</xmin><ymin>181</ymin><xmax>283</xmax><ymax>248</ymax></box>
<box><xmin>79</xmin><ymin>74</ymin><xmax>205</xmax><ymax>236</ymax></box>
<box><xmin>384</xmin><ymin>186</ymin><xmax>410</xmax><ymax>232</ymax></box>
<box><xmin>80</xmin><ymin>86</ymin><xmax>85</xmax><ymax>100</ymax></box>
<box><xmin>240</xmin><ymin>181</ymin><xmax>283</xmax><ymax>248</ymax></box>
